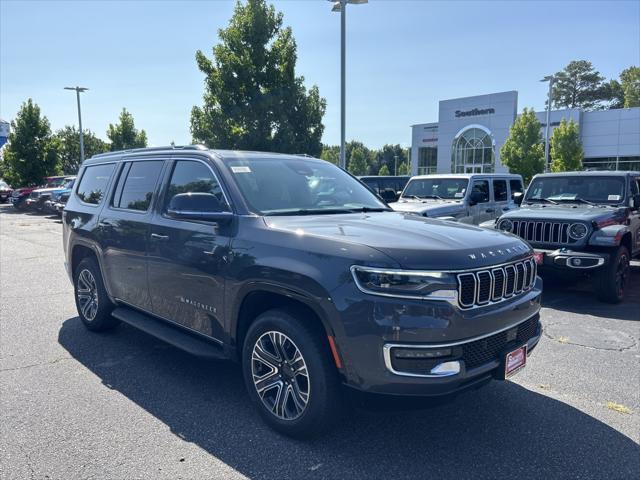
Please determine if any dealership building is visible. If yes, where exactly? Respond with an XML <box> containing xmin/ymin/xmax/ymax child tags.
<box><xmin>410</xmin><ymin>91</ymin><xmax>640</xmax><ymax>176</ymax></box>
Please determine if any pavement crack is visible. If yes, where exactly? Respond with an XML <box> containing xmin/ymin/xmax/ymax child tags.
<box><xmin>0</xmin><ymin>356</ymin><xmax>72</xmax><ymax>372</ymax></box>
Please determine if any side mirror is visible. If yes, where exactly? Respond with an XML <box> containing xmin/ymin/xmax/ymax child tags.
<box><xmin>468</xmin><ymin>191</ymin><xmax>486</xmax><ymax>206</ymax></box>
<box><xmin>512</xmin><ymin>192</ymin><xmax>524</xmax><ymax>206</ymax></box>
<box><xmin>166</xmin><ymin>193</ymin><xmax>233</xmax><ymax>223</ymax></box>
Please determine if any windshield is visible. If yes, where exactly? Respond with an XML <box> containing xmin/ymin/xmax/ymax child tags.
<box><xmin>401</xmin><ymin>178</ymin><xmax>469</xmax><ymax>200</ymax></box>
<box><xmin>525</xmin><ymin>176</ymin><xmax>626</xmax><ymax>205</ymax></box>
<box><xmin>225</xmin><ymin>157</ymin><xmax>388</xmax><ymax>215</ymax></box>
<box><xmin>62</xmin><ymin>178</ymin><xmax>75</xmax><ymax>189</ymax></box>
<box><xmin>46</xmin><ymin>177</ymin><xmax>67</xmax><ymax>187</ymax></box>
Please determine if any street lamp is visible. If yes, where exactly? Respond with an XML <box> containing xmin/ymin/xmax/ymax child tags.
<box><xmin>64</xmin><ymin>86</ymin><xmax>89</xmax><ymax>163</ymax></box>
<box><xmin>328</xmin><ymin>0</ymin><xmax>368</xmax><ymax>170</ymax></box>
<box><xmin>540</xmin><ymin>75</ymin><xmax>554</xmax><ymax>172</ymax></box>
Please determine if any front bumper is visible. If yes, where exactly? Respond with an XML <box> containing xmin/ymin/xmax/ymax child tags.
<box><xmin>536</xmin><ymin>248</ymin><xmax>608</xmax><ymax>270</ymax></box>
<box><xmin>333</xmin><ymin>278</ymin><xmax>543</xmax><ymax>396</ymax></box>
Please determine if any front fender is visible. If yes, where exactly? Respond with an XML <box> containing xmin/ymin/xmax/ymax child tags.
<box><xmin>588</xmin><ymin>224</ymin><xmax>630</xmax><ymax>248</ymax></box>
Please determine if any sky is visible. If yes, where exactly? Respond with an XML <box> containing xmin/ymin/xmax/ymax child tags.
<box><xmin>1</xmin><ymin>0</ymin><xmax>639</xmax><ymax>149</ymax></box>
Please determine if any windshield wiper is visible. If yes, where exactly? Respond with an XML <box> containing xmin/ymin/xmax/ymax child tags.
<box><xmin>346</xmin><ymin>207</ymin><xmax>392</xmax><ymax>213</ymax></box>
<box><xmin>550</xmin><ymin>197</ymin><xmax>596</xmax><ymax>206</ymax></box>
<box><xmin>526</xmin><ymin>197</ymin><xmax>558</xmax><ymax>205</ymax></box>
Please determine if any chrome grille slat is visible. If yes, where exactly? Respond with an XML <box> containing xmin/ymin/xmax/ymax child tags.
<box><xmin>509</xmin><ymin>219</ymin><xmax>574</xmax><ymax>246</ymax></box>
<box><xmin>456</xmin><ymin>257</ymin><xmax>536</xmax><ymax>310</ymax></box>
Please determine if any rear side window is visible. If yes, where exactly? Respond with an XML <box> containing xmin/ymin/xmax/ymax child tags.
<box><xmin>163</xmin><ymin>161</ymin><xmax>229</xmax><ymax>212</ymax></box>
<box><xmin>493</xmin><ymin>179</ymin><xmax>508</xmax><ymax>202</ymax></box>
<box><xmin>510</xmin><ymin>179</ymin><xmax>523</xmax><ymax>197</ymax></box>
<box><xmin>112</xmin><ymin>160</ymin><xmax>163</xmax><ymax>211</ymax></box>
<box><xmin>361</xmin><ymin>178</ymin><xmax>380</xmax><ymax>193</ymax></box>
<box><xmin>76</xmin><ymin>163</ymin><xmax>116</xmax><ymax>205</ymax></box>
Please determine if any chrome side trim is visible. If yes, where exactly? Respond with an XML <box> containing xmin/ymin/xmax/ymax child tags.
<box><xmin>382</xmin><ymin>312</ymin><xmax>540</xmax><ymax>378</ymax></box>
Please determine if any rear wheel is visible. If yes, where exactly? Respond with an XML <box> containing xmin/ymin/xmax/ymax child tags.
<box><xmin>594</xmin><ymin>246</ymin><xmax>630</xmax><ymax>304</ymax></box>
<box><xmin>74</xmin><ymin>257</ymin><xmax>119</xmax><ymax>331</ymax></box>
<box><xmin>242</xmin><ymin>309</ymin><xmax>344</xmax><ymax>438</ymax></box>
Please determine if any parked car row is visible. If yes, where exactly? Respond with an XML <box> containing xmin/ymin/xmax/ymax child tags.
<box><xmin>9</xmin><ymin>175</ymin><xmax>75</xmax><ymax>214</ymax></box>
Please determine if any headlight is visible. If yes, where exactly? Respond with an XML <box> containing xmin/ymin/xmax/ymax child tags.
<box><xmin>569</xmin><ymin>223</ymin><xmax>588</xmax><ymax>240</ymax></box>
<box><xmin>497</xmin><ymin>219</ymin><xmax>513</xmax><ymax>232</ymax></box>
<box><xmin>350</xmin><ymin>266</ymin><xmax>457</xmax><ymax>300</ymax></box>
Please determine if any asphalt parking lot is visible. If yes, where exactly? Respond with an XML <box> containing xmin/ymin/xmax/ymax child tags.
<box><xmin>1</xmin><ymin>203</ymin><xmax>639</xmax><ymax>480</ymax></box>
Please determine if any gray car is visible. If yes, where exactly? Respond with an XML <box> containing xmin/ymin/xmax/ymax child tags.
<box><xmin>392</xmin><ymin>173</ymin><xmax>524</xmax><ymax>224</ymax></box>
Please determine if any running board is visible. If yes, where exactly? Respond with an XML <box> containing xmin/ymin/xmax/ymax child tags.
<box><xmin>111</xmin><ymin>307</ymin><xmax>227</xmax><ymax>359</ymax></box>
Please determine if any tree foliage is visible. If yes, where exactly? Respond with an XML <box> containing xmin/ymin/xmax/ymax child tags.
<box><xmin>3</xmin><ymin>99</ymin><xmax>60</xmax><ymax>186</ymax></box>
<box><xmin>320</xmin><ymin>145</ymin><xmax>340</xmax><ymax>165</ymax></box>
<box><xmin>373</xmin><ymin>144</ymin><xmax>407</xmax><ymax>175</ymax></box>
<box><xmin>620</xmin><ymin>66</ymin><xmax>640</xmax><ymax>108</ymax></box>
<box><xmin>378</xmin><ymin>164</ymin><xmax>390</xmax><ymax>176</ymax></box>
<box><xmin>56</xmin><ymin>126</ymin><xmax>109</xmax><ymax>174</ymax></box>
<box><xmin>190</xmin><ymin>0</ymin><xmax>326</xmax><ymax>157</ymax></box>
<box><xmin>552</xmin><ymin>60</ymin><xmax>607</xmax><ymax>110</ymax></box>
<box><xmin>500</xmin><ymin>108</ymin><xmax>544</xmax><ymax>184</ymax></box>
<box><xmin>397</xmin><ymin>162</ymin><xmax>410</xmax><ymax>175</ymax></box>
<box><xmin>348</xmin><ymin>146</ymin><xmax>368</xmax><ymax>176</ymax></box>
<box><xmin>550</xmin><ymin>119</ymin><xmax>583</xmax><ymax>172</ymax></box>
<box><xmin>107</xmin><ymin>108</ymin><xmax>147</xmax><ymax>151</ymax></box>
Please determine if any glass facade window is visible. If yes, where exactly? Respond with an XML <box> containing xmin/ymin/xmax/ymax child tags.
<box><xmin>583</xmin><ymin>156</ymin><xmax>640</xmax><ymax>172</ymax></box>
<box><xmin>418</xmin><ymin>147</ymin><xmax>438</xmax><ymax>175</ymax></box>
<box><xmin>451</xmin><ymin>128</ymin><xmax>495</xmax><ymax>174</ymax></box>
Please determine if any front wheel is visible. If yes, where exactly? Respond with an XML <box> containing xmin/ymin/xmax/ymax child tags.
<box><xmin>242</xmin><ymin>309</ymin><xmax>344</xmax><ymax>438</ymax></box>
<box><xmin>594</xmin><ymin>246</ymin><xmax>630</xmax><ymax>304</ymax></box>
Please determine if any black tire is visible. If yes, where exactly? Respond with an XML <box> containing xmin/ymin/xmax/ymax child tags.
<box><xmin>242</xmin><ymin>308</ymin><xmax>344</xmax><ymax>438</ymax></box>
<box><xmin>74</xmin><ymin>257</ymin><xmax>119</xmax><ymax>331</ymax></box>
<box><xmin>594</xmin><ymin>246</ymin><xmax>631</xmax><ymax>304</ymax></box>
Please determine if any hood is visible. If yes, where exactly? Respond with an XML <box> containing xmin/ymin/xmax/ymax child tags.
<box><xmin>392</xmin><ymin>198</ymin><xmax>465</xmax><ymax>216</ymax></box>
<box><xmin>502</xmin><ymin>204</ymin><xmax>625</xmax><ymax>222</ymax></box>
<box><xmin>33</xmin><ymin>187</ymin><xmax>62</xmax><ymax>194</ymax></box>
<box><xmin>264</xmin><ymin>211</ymin><xmax>531</xmax><ymax>270</ymax></box>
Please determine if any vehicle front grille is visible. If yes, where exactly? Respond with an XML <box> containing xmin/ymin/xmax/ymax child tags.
<box><xmin>511</xmin><ymin>220</ymin><xmax>574</xmax><ymax>245</ymax></box>
<box><xmin>457</xmin><ymin>257</ymin><xmax>536</xmax><ymax>309</ymax></box>
<box><xmin>463</xmin><ymin>315</ymin><xmax>540</xmax><ymax>370</ymax></box>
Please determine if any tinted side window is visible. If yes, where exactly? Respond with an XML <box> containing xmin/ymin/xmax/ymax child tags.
<box><xmin>471</xmin><ymin>180</ymin><xmax>490</xmax><ymax>203</ymax></box>
<box><xmin>361</xmin><ymin>179</ymin><xmax>380</xmax><ymax>193</ymax></box>
<box><xmin>510</xmin><ymin>179</ymin><xmax>523</xmax><ymax>196</ymax></box>
<box><xmin>164</xmin><ymin>161</ymin><xmax>229</xmax><ymax>212</ymax></box>
<box><xmin>76</xmin><ymin>163</ymin><xmax>115</xmax><ymax>205</ymax></box>
<box><xmin>113</xmin><ymin>160</ymin><xmax>163</xmax><ymax>211</ymax></box>
<box><xmin>630</xmin><ymin>177</ymin><xmax>639</xmax><ymax>195</ymax></box>
<box><xmin>493</xmin><ymin>179</ymin><xmax>508</xmax><ymax>202</ymax></box>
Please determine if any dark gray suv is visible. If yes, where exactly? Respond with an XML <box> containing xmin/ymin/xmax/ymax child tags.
<box><xmin>63</xmin><ymin>146</ymin><xmax>542</xmax><ymax>437</ymax></box>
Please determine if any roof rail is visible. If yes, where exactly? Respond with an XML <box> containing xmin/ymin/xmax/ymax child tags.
<box><xmin>91</xmin><ymin>144</ymin><xmax>208</xmax><ymax>159</ymax></box>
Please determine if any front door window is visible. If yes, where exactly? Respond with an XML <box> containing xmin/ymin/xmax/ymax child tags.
<box><xmin>452</xmin><ymin>128</ymin><xmax>495</xmax><ymax>174</ymax></box>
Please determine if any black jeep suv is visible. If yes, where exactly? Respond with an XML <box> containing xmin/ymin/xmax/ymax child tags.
<box><xmin>63</xmin><ymin>146</ymin><xmax>542</xmax><ymax>437</ymax></box>
<box><xmin>495</xmin><ymin>171</ymin><xmax>640</xmax><ymax>303</ymax></box>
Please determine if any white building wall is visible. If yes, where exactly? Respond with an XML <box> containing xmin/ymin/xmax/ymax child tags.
<box><xmin>580</xmin><ymin>108</ymin><xmax>640</xmax><ymax>158</ymax></box>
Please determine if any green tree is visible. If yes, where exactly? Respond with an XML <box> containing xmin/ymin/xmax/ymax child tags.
<box><xmin>373</xmin><ymin>144</ymin><xmax>407</xmax><ymax>175</ymax></box>
<box><xmin>107</xmin><ymin>108</ymin><xmax>147</xmax><ymax>151</ymax></box>
<box><xmin>191</xmin><ymin>0</ymin><xmax>326</xmax><ymax>157</ymax></box>
<box><xmin>56</xmin><ymin>126</ymin><xmax>109</xmax><ymax>174</ymax></box>
<box><xmin>603</xmin><ymin>79</ymin><xmax>625</xmax><ymax>109</ymax></box>
<box><xmin>378</xmin><ymin>164</ymin><xmax>390</xmax><ymax>176</ymax></box>
<box><xmin>550</xmin><ymin>119</ymin><xmax>583</xmax><ymax>172</ymax></box>
<box><xmin>348</xmin><ymin>146</ymin><xmax>368</xmax><ymax>176</ymax></box>
<box><xmin>620</xmin><ymin>66</ymin><xmax>640</xmax><ymax>108</ymax></box>
<box><xmin>320</xmin><ymin>145</ymin><xmax>340</xmax><ymax>165</ymax></box>
<box><xmin>500</xmin><ymin>108</ymin><xmax>545</xmax><ymax>184</ymax></box>
<box><xmin>397</xmin><ymin>162</ymin><xmax>410</xmax><ymax>176</ymax></box>
<box><xmin>552</xmin><ymin>60</ymin><xmax>606</xmax><ymax>110</ymax></box>
<box><xmin>3</xmin><ymin>99</ymin><xmax>60</xmax><ymax>185</ymax></box>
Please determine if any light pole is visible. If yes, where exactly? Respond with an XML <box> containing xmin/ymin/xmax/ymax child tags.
<box><xmin>394</xmin><ymin>155</ymin><xmax>398</xmax><ymax>176</ymax></box>
<box><xmin>64</xmin><ymin>86</ymin><xmax>88</xmax><ymax>163</ymax></box>
<box><xmin>329</xmin><ymin>0</ymin><xmax>368</xmax><ymax>170</ymax></box>
<box><xmin>541</xmin><ymin>75</ymin><xmax>554</xmax><ymax>172</ymax></box>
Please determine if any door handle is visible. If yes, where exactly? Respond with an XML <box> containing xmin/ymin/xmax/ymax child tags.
<box><xmin>150</xmin><ymin>233</ymin><xmax>169</xmax><ymax>241</ymax></box>
<box><xmin>485</xmin><ymin>208</ymin><xmax>495</xmax><ymax>213</ymax></box>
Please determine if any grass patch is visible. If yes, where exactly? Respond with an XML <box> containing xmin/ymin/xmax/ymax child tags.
<box><xmin>606</xmin><ymin>402</ymin><xmax>633</xmax><ymax>415</ymax></box>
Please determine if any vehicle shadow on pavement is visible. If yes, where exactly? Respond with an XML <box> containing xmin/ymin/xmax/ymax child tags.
<box><xmin>58</xmin><ymin>317</ymin><xmax>640</xmax><ymax>480</ymax></box>
<box><xmin>541</xmin><ymin>264</ymin><xmax>640</xmax><ymax>321</ymax></box>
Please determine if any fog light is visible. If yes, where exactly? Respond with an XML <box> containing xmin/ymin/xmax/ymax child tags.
<box><xmin>572</xmin><ymin>258</ymin><xmax>582</xmax><ymax>266</ymax></box>
<box><xmin>430</xmin><ymin>361</ymin><xmax>461</xmax><ymax>376</ymax></box>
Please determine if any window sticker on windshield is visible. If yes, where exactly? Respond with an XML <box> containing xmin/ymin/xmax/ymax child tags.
<box><xmin>454</xmin><ymin>192</ymin><xmax>464</xmax><ymax>198</ymax></box>
<box><xmin>231</xmin><ymin>166</ymin><xmax>251</xmax><ymax>173</ymax></box>
<box><xmin>608</xmin><ymin>194</ymin><xmax>621</xmax><ymax>201</ymax></box>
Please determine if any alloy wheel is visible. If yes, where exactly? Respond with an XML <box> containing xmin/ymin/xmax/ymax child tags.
<box><xmin>76</xmin><ymin>269</ymin><xmax>99</xmax><ymax>321</ymax></box>
<box><xmin>251</xmin><ymin>331</ymin><xmax>310</xmax><ymax>420</ymax></box>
